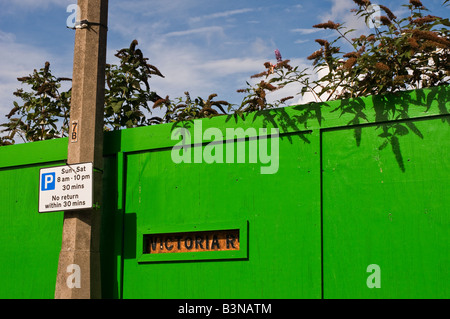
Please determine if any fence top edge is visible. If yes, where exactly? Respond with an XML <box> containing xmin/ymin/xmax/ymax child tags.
<box><xmin>1</xmin><ymin>85</ymin><xmax>448</xmax><ymax>165</ymax></box>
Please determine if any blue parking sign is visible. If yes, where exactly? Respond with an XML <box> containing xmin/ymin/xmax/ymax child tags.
<box><xmin>41</xmin><ymin>172</ymin><xmax>56</xmax><ymax>191</ymax></box>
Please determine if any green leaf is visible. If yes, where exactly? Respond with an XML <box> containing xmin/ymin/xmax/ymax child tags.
<box><xmin>112</xmin><ymin>100</ymin><xmax>125</xmax><ymax>113</ymax></box>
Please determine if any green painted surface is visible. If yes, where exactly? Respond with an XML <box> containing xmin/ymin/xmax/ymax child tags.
<box><xmin>0</xmin><ymin>163</ymin><xmax>64</xmax><ymax>299</ymax></box>
<box><xmin>322</xmin><ymin>118</ymin><xmax>450</xmax><ymax>298</ymax></box>
<box><xmin>0</xmin><ymin>86</ymin><xmax>448</xmax><ymax>299</ymax></box>
<box><xmin>0</xmin><ymin>157</ymin><xmax>119</xmax><ymax>299</ymax></box>
<box><xmin>0</xmin><ymin>138</ymin><xmax>67</xmax><ymax>168</ymax></box>
<box><xmin>122</xmin><ymin>132</ymin><xmax>322</xmax><ymax>298</ymax></box>
<box><xmin>99</xmin><ymin>155</ymin><xmax>120</xmax><ymax>299</ymax></box>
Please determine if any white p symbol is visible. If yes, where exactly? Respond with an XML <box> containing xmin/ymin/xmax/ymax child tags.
<box><xmin>45</xmin><ymin>174</ymin><xmax>54</xmax><ymax>189</ymax></box>
<box><xmin>42</xmin><ymin>173</ymin><xmax>55</xmax><ymax>191</ymax></box>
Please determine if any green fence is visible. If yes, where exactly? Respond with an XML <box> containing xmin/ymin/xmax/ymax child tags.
<box><xmin>0</xmin><ymin>85</ymin><xmax>448</xmax><ymax>299</ymax></box>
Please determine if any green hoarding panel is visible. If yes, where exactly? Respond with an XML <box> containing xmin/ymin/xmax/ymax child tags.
<box><xmin>121</xmin><ymin>132</ymin><xmax>322</xmax><ymax>298</ymax></box>
<box><xmin>0</xmin><ymin>86</ymin><xmax>448</xmax><ymax>299</ymax></box>
<box><xmin>0</xmin><ymin>164</ymin><xmax>64</xmax><ymax>299</ymax></box>
<box><xmin>322</xmin><ymin>118</ymin><xmax>449</xmax><ymax>298</ymax></box>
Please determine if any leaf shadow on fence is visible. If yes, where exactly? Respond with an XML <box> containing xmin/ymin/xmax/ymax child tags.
<box><xmin>220</xmin><ymin>85</ymin><xmax>449</xmax><ymax>172</ymax></box>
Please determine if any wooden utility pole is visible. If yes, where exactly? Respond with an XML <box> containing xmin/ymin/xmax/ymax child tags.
<box><xmin>55</xmin><ymin>0</ymin><xmax>108</xmax><ymax>299</ymax></box>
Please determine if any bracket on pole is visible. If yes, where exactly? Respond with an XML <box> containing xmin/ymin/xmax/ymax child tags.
<box><xmin>67</xmin><ymin>19</ymin><xmax>108</xmax><ymax>30</ymax></box>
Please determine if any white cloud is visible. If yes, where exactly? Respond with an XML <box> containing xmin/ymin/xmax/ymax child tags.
<box><xmin>198</xmin><ymin>58</ymin><xmax>267</xmax><ymax>77</ymax></box>
<box><xmin>112</xmin><ymin>0</ymin><xmax>201</xmax><ymax>15</ymax></box>
<box><xmin>295</xmin><ymin>66</ymin><xmax>331</xmax><ymax>105</ymax></box>
<box><xmin>250</xmin><ymin>37</ymin><xmax>273</xmax><ymax>57</ymax></box>
<box><xmin>0</xmin><ymin>30</ymin><xmax>15</xmax><ymax>42</ymax></box>
<box><xmin>190</xmin><ymin>8</ymin><xmax>254</xmax><ymax>23</ymax></box>
<box><xmin>142</xmin><ymin>39</ymin><xmax>267</xmax><ymax>105</ymax></box>
<box><xmin>319</xmin><ymin>0</ymin><xmax>369</xmax><ymax>38</ymax></box>
<box><xmin>6</xmin><ymin>0</ymin><xmax>71</xmax><ymax>6</ymax></box>
<box><xmin>293</xmin><ymin>4</ymin><xmax>304</xmax><ymax>10</ymax></box>
<box><xmin>0</xmin><ymin>29</ymin><xmax>71</xmax><ymax>130</ymax></box>
<box><xmin>164</xmin><ymin>26</ymin><xmax>225</xmax><ymax>38</ymax></box>
<box><xmin>105</xmin><ymin>4</ymin><xmax>277</xmax><ymax>107</ymax></box>
<box><xmin>291</xmin><ymin>28</ymin><xmax>322</xmax><ymax>35</ymax></box>
<box><xmin>141</xmin><ymin>41</ymin><xmax>215</xmax><ymax>99</ymax></box>
<box><xmin>108</xmin><ymin>1</ymin><xmax>209</xmax><ymax>40</ymax></box>
<box><xmin>1</xmin><ymin>0</ymin><xmax>73</xmax><ymax>12</ymax></box>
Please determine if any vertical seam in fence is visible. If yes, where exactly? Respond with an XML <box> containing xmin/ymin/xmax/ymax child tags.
<box><xmin>319</xmin><ymin>129</ymin><xmax>325</xmax><ymax>300</ymax></box>
<box><xmin>114</xmin><ymin>151</ymin><xmax>126</xmax><ymax>299</ymax></box>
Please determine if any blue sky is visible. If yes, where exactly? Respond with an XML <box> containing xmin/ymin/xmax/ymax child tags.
<box><xmin>0</xmin><ymin>0</ymin><xmax>448</xmax><ymax>124</ymax></box>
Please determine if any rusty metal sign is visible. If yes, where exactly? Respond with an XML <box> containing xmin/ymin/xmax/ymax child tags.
<box><xmin>143</xmin><ymin>229</ymin><xmax>240</xmax><ymax>254</ymax></box>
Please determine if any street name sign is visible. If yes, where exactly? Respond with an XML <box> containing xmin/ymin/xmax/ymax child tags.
<box><xmin>39</xmin><ymin>163</ymin><xmax>93</xmax><ymax>213</ymax></box>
